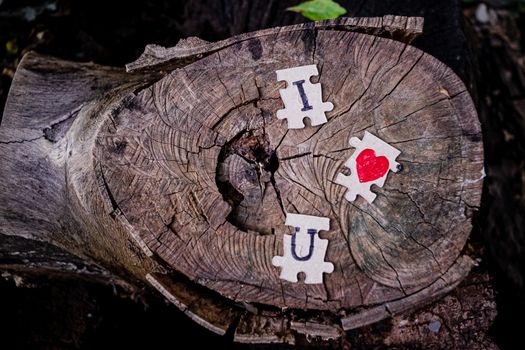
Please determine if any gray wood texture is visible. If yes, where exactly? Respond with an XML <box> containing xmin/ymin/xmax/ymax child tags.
<box><xmin>0</xmin><ymin>17</ymin><xmax>484</xmax><ymax>342</ymax></box>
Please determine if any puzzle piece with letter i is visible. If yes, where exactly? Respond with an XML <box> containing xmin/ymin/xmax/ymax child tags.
<box><xmin>272</xmin><ymin>213</ymin><xmax>334</xmax><ymax>284</ymax></box>
<box><xmin>335</xmin><ymin>131</ymin><xmax>401</xmax><ymax>204</ymax></box>
<box><xmin>276</xmin><ymin>64</ymin><xmax>334</xmax><ymax>129</ymax></box>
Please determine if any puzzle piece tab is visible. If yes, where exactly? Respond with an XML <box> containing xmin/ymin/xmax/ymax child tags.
<box><xmin>335</xmin><ymin>131</ymin><xmax>401</xmax><ymax>204</ymax></box>
<box><xmin>276</xmin><ymin>64</ymin><xmax>334</xmax><ymax>129</ymax></box>
<box><xmin>272</xmin><ymin>213</ymin><xmax>334</xmax><ymax>284</ymax></box>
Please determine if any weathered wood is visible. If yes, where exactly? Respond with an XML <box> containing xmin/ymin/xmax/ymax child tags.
<box><xmin>0</xmin><ymin>52</ymin><xmax>162</xmax><ymax>282</ymax></box>
<box><xmin>163</xmin><ymin>0</ymin><xmax>471</xmax><ymax>84</ymax></box>
<box><xmin>0</xmin><ymin>17</ymin><xmax>484</xmax><ymax>343</ymax></box>
<box><xmin>0</xmin><ymin>234</ymin><xmax>115</xmax><ymax>283</ymax></box>
<box><xmin>127</xmin><ymin>15</ymin><xmax>424</xmax><ymax>73</ymax></box>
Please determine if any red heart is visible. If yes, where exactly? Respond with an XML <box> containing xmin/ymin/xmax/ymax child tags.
<box><xmin>356</xmin><ymin>149</ymin><xmax>390</xmax><ymax>183</ymax></box>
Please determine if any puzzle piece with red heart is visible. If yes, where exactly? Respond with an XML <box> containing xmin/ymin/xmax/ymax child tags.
<box><xmin>335</xmin><ymin>131</ymin><xmax>401</xmax><ymax>204</ymax></box>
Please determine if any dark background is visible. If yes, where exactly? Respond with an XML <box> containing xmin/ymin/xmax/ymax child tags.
<box><xmin>1</xmin><ymin>0</ymin><xmax>524</xmax><ymax>349</ymax></box>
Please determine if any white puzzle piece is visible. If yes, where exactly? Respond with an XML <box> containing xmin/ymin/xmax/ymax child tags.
<box><xmin>276</xmin><ymin>64</ymin><xmax>334</xmax><ymax>129</ymax></box>
<box><xmin>335</xmin><ymin>131</ymin><xmax>401</xmax><ymax>204</ymax></box>
<box><xmin>272</xmin><ymin>213</ymin><xmax>334</xmax><ymax>284</ymax></box>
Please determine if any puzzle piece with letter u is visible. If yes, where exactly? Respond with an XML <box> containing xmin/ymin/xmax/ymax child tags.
<box><xmin>276</xmin><ymin>64</ymin><xmax>334</xmax><ymax>129</ymax></box>
<box><xmin>336</xmin><ymin>131</ymin><xmax>401</xmax><ymax>204</ymax></box>
<box><xmin>272</xmin><ymin>213</ymin><xmax>334</xmax><ymax>284</ymax></box>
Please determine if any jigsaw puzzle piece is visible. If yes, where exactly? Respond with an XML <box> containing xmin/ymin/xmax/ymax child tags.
<box><xmin>272</xmin><ymin>213</ymin><xmax>334</xmax><ymax>284</ymax></box>
<box><xmin>336</xmin><ymin>131</ymin><xmax>401</xmax><ymax>204</ymax></box>
<box><xmin>276</xmin><ymin>64</ymin><xmax>334</xmax><ymax>129</ymax></box>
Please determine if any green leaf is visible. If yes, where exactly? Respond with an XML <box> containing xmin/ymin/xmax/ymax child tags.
<box><xmin>288</xmin><ymin>0</ymin><xmax>347</xmax><ymax>21</ymax></box>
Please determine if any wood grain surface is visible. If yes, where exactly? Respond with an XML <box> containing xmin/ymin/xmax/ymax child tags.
<box><xmin>95</xmin><ymin>28</ymin><xmax>483</xmax><ymax>310</ymax></box>
<box><xmin>0</xmin><ymin>17</ymin><xmax>484</xmax><ymax>342</ymax></box>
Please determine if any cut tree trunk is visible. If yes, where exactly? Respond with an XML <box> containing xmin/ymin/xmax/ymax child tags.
<box><xmin>0</xmin><ymin>16</ymin><xmax>485</xmax><ymax>344</ymax></box>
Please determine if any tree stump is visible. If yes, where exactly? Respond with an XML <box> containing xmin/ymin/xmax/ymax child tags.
<box><xmin>0</xmin><ymin>17</ymin><xmax>484</xmax><ymax>343</ymax></box>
